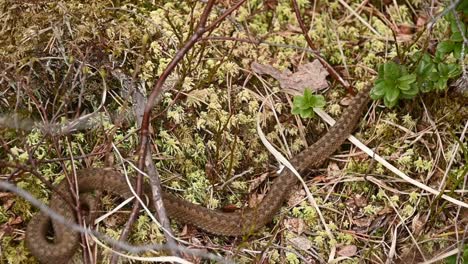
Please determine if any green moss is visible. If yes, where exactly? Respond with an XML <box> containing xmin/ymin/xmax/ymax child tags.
<box><xmin>285</xmin><ymin>252</ymin><xmax>300</xmax><ymax>264</ymax></box>
<box><xmin>1</xmin><ymin>0</ymin><xmax>466</xmax><ymax>262</ymax></box>
<box><xmin>291</xmin><ymin>201</ymin><xmax>318</xmax><ymax>226</ymax></box>
<box><xmin>1</xmin><ymin>237</ymin><xmax>36</xmax><ymax>264</ymax></box>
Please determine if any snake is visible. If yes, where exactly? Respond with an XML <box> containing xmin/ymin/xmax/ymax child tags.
<box><xmin>25</xmin><ymin>86</ymin><xmax>371</xmax><ymax>263</ymax></box>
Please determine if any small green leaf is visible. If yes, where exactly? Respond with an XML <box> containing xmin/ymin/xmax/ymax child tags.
<box><xmin>383</xmin><ymin>61</ymin><xmax>401</xmax><ymax>80</ymax></box>
<box><xmin>417</xmin><ymin>60</ymin><xmax>435</xmax><ymax>77</ymax></box>
<box><xmin>291</xmin><ymin>105</ymin><xmax>302</xmax><ymax>115</ymax></box>
<box><xmin>450</xmin><ymin>18</ymin><xmax>465</xmax><ymax>38</ymax></box>
<box><xmin>398</xmin><ymin>74</ymin><xmax>416</xmax><ymax>88</ymax></box>
<box><xmin>446</xmin><ymin>64</ymin><xmax>461</xmax><ymax>78</ymax></box>
<box><xmin>433</xmin><ymin>50</ymin><xmax>444</xmax><ymax>63</ymax></box>
<box><xmin>300</xmin><ymin>108</ymin><xmax>314</xmax><ymax>118</ymax></box>
<box><xmin>371</xmin><ymin>81</ymin><xmax>387</xmax><ymax>99</ymax></box>
<box><xmin>435</xmin><ymin>78</ymin><xmax>448</xmax><ymax>91</ymax></box>
<box><xmin>430</xmin><ymin>71</ymin><xmax>441</xmax><ymax>81</ymax></box>
<box><xmin>419</xmin><ymin>80</ymin><xmax>434</xmax><ymax>93</ymax></box>
<box><xmin>456</xmin><ymin>0</ymin><xmax>468</xmax><ymax>14</ymax></box>
<box><xmin>450</xmin><ymin>31</ymin><xmax>463</xmax><ymax>42</ymax></box>
<box><xmin>453</xmin><ymin>45</ymin><xmax>462</xmax><ymax>59</ymax></box>
<box><xmin>293</xmin><ymin>95</ymin><xmax>306</xmax><ymax>109</ymax></box>
<box><xmin>305</xmin><ymin>93</ymin><xmax>316</xmax><ymax>106</ymax></box>
<box><xmin>291</xmin><ymin>89</ymin><xmax>326</xmax><ymax>119</ymax></box>
<box><xmin>303</xmin><ymin>88</ymin><xmax>312</xmax><ymax>99</ymax></box>
<box><xmin>436</xmin><ymin>41</ymin><xmax>454</xmax><ymax>55</ymax></box>
<box><xmin>438</xmin><ymin>63</ymin><xmax>450</xmax><ymax>76</ymax></box>
<box><xmin>377</xmin><ymin>64</ymin><xmax>385</xmax><ymax>77</ymax></box>
<box><xmin>384</xmin><ymin>95</ymin><xmax>399</xmax><ymax>108</ymax></box>
<box><xmin>401</xmin><ymin>84</ymin><xmax>419</xmax><ymax>98</ymax></box>
<box><xmin>370</xmin><ymin>90</ymin><xmax>381</xmax><ymax>100</ymax></box>
<box><xmin>311</xmin><ymin>95</ymin><xmax>326</xmax><ymax>108</ymax></box>
<box><xmin>398</xmin><ymin>83</ymin><xmax>411</xmax><ymax>91</ymax></box>
<box><xmin>384</xmin><ymin>86</ymin><xmax>400</xmax><ymax>103</ymax></box>
<box><xmin>398</xmin><ymin>74</ymin><xmax>416</xmax><ymax>83</ymax></box>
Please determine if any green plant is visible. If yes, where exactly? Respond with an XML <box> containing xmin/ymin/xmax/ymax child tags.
<box><xmin>458</xmin><ymin>0</ymin><xmax>468</xmax><ymax>15</ymax></box>
<box><xmin>291</xmin><ymin>89</ymin><xmax>326</xmax><ymax>118</ymax></box>
<box><xmin>371</xmin><ymin>4</ymin><xmax>465</xmax><ymax>108</ymax></box>
<box><xmin>436</xmin><ymin>12</ymin><xmax>467</xmax><ymax>60</ymax></box>
<box><xmin>370</xmin><ymin>61</ymin><xmax>417</xmax><ymax>108</ymax></box>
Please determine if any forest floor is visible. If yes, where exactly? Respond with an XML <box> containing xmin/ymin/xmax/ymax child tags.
<box><xmin>0</xmin><ymin>1</ymin><xmax>467</xmax><ymax>263</ymax></box>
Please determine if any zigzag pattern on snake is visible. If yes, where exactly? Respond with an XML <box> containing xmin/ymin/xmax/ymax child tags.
<box><xmin>26</xmin><ymin>86</ymin><xmax>371</xmax><ymax>263</ymax></box>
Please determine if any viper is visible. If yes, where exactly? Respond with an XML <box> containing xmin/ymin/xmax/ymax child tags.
<box><xmin>26</xmin><ymin>86</ymin><xmax>371</xmax><ymax>263</ymax></box>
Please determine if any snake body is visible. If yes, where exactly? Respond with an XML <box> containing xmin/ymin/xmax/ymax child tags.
<box><xmin>26</xmin><ymin>87</ymin><xmax>371</xmax><ymax>263</ymax></box>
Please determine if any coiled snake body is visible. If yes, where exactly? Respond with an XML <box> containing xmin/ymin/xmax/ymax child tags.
<box><xmin>26</xmin><ymin>87</ymin><xmax>371</xmax><ymax>263</ymax></box>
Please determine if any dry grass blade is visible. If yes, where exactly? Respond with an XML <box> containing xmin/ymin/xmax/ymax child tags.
<box><xmin>257</xmin><ymin>95</ymin><xmax>337</xmax><ymax>261</ymax></box>
<box><xmin>315</xmin><ymin>108</ymin><xmax>468</xmax><ymax>208</ymax></box>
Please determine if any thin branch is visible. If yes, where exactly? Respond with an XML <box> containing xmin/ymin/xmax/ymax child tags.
<box><xmin>0</xmin><ymin>181</ymin><xmax>231</xmax><ymax>264</ymax></box>
<box><xmin>117</xmin><ymin>1</ymin><xmax>247</xmax><ymax>263</ymax></box>
<box><xmin>290</xmin><ymin>0</ymin><xmax>354</xmax><ymax>94</ymax></box>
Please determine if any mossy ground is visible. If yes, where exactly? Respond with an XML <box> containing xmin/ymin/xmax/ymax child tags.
<box><xmin>0</xmin><ymin>1</ymin><xmax>466</xmax><ymax>263</ymax></box>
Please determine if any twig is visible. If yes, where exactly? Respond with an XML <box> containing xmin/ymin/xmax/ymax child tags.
<box><xmin>110</xmin><ymin>69</ymin><xmax>180</xmax><ymax>259</ymax></box>
<box><xmin>426</xmin><ymin>0</ymin><xmax>463</xmax><ymax>30</ymax></box>
<box><xmin>257</xmin><ymin>93</ymin><xmax>337</xmax><ymax>263</ymax></box>
<box><xmin>0</xmin><ymin>181</ymin><xmax>230</xmax><ymax>264</ymax></box>
<box><xmin>118</xmin><ymin>1</ymin><xmax>247</xmax><ymax>263</ymax></box>
<box><xmin>290</xmin><ymin>0</ymin><xmax>354</xmax><ymax>95</ymax></box>
<box><xmin>133</xmin><ymin>80</ymin><xmax>180</xmax><ymax>257</ymax></box>
<box><xmin>336</xmin><ymin>0</ymin><xmax>381</xmax><ymax>36</ymax></box>
<box><xmin>314</xmin><ymin>108</ymin><xmax>468</xmax><ymax>208</ymax></box>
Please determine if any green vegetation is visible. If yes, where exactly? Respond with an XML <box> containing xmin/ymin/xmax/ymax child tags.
<box><xmin>291</xmin><ymin>89</ymin><xmax>326</xmax><ymax>118</ymax></box>
<box><xmin>0</xmin><ymin>0</ymin><xmax>466</xmax><ymax>263</ymax></box>
<box><xmin>371</xmin><ymin>61</ymin><xmax>418</xmax><ymax>107</ymax></box>
<box><xmin>371</xmin><ymin>8</ymin><xmax>465</xmax><ymax>108</ymax></box>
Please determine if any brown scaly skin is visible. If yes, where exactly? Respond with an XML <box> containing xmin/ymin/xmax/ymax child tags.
<box><xmin>26</xmin><ymin>86</ymin><xmax>371</xmax><ymax>263</ymax></box>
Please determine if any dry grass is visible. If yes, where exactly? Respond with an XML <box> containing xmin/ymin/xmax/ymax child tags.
<box><xmin>0</xmin><ymin>0</ymin><xmax>466</xmax><ymax>263</ymax></box>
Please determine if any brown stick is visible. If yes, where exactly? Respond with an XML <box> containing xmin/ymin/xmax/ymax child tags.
<box><xmin>290</xmin><ymin>0</ymin><xmax>355</xmax><ymax>95</ymax></box>
<box><xmin>113</xmin><ymin>1</ymin><xmax>247</xmax><ymax>263</ymax></box>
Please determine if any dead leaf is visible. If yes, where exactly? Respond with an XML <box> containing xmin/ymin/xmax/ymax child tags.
<box><xmin>416</xmin><ymin>15</ymin><xmax>428</xmax><ymax>29</ymax></box>
<box><xmin>3</xmin><ymin>199</ymin><xmax>14</xmax><ymax>211</ymax></box>
<box><xmin>287</xmin><ymin>187</ymin><xmax>305</xmax><ymax>207</ymax></box>
<box><xmin>353</xmin><ymin>194</ymin><xmax>367</xmax><ymax>208</ymax></box>
<box><xmin>251</xmin><ymin>60</ymin><xmax>329</xmax><ymax>95</ymax></box>
<box><xmin>248</xmin><ymin>193</ymin><xmax>264</xmax><ymax>208</ymax></box>
<box><xmin>377</xmin><ymin>206</ymin><xmax>393</xmax><ymax>215</ymax></box>
<box><xmin>8</xmin><ymin>216</ymin><xmax>22</xmax><ymax>225</ymax></box>
<box><xmin>221</xmin><ymin>204</ymin><xmax>240</xmax><ymax>212</ymax></box>
<box><xmin>286</xmin><ymin>24</ymin><xmax>302</xmax><ymax>33</ymax></box>
<box><xmin>396</xmin><ymin>33</ymin><xmax>414</xmax><ymax>43</ymax></box>
<box><xmin>398</xmin><ymin>24</ymin><xmax>414</xmax><ymax>35</ymax></box>
<box><xmin>1</xmin><ymin>224</ymin><xmax>13</xmax><ymax>236</ymax></box>
<box><xmin>249</xmin><ymin>172</ymin><xmax>269</xmax><ymax>192</ymax></box>
<box><xmin>204</xmin><ymin>162</ymin><xmax>216</xmax><ymax>183</ymax></box>
<box><xmin>289</xmin><ymin>236</ymin><xmax>313</xmax><ymax>251</ymax></box>
<box><xmin>311</xmin><ymin>175</ymin><xmax>328</xmax><ymax>183</ymax></box>
<box><xmin>191</xmin><ymin>237</ymin><xmax>203</xmax><ymax>246</ymax></box>
<box><xmin>264</xmin><ymin>0</ymin><xmax>278</xmax><ymax>10</ymax></box>
<box><xmin>284</xmin><ymin>218</ymin><xmax>305</xmax><ymax>234</ymax></box>
<box><xmin>353</xmin><ymin>217</ymin><xmax>372</xmax><ymax>228</ymax></box>
<box><xmin>411</xmin><ymin>213</ymin><xmax>425</xmax><ymax>236</ymax></box>
<box><xmin>369</xmin><ymin>215</ymin><xmax>388</xmax><ymax>231</ymax></box>
<box><xmin>327</xmin><ymin>162</ymin><xmax>341</xmax><ymax>177</ymax></box>
<box><xmin>0</xmin><ymin>192</ymin><xmax>15</xmax><ymax>199</ymax></box>
<box><xmin>337</xmin><ymin>245</ymin><xmax>357</xmax><ymax>257</ymax></box>
<box><xmin>340</xmin><ymin>96</ymin><xmax>353</xmax><ymax>106</ymax></box>
<box><xmin>179</xmin><ymin>225</ymin><xmax>189</xmax><ymax>236</ymax></box>
<box><xmin>345</xmin><ymin>198</ymin><xmax>358</xmax><ymax>213</ymax></box>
